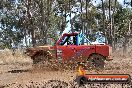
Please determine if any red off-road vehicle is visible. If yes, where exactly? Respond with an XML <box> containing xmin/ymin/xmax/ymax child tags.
<box><xmin>26</xmin><ymin>32</ymin><xmax>112</xmax><ymax>69</ymax></box>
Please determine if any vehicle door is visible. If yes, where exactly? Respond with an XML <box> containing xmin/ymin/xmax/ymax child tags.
<box><xmin>56</xmin><ymin>35</ymin><xmax>78</xmax><ymax>63</ymax></box>
<box><xmin>73</xmin><ymin>33</ymin><xmax>96</xmax><ymax>62</ymax></box>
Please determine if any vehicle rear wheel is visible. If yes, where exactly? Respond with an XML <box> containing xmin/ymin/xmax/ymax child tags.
<box><xmin>86</xmin><ymin>54</ymin><xmax>105</xmax><ymax>70</ymax></box>
<box><xmin>32</xmin><ymin>51</ymin><xmax>59</xmax><ymax>70</ymax></box>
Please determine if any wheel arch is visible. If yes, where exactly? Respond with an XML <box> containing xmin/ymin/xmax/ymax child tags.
<box><xmin>88</xmin><ymin>53</ymin><xmax>106</xmax><ymax>60</ymax></box>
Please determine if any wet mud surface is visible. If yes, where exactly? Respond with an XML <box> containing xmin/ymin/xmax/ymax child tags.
<box><xmin>0</xmin><ymin>53</ymin><xmax>132</xmax><ymax>88</ymax></box>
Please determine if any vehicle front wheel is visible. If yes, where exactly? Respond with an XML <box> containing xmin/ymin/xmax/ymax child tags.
<box><xmin>87</xmin><ymin>54</ymin><xmax>105</xmax><ymax>70</ymax></box>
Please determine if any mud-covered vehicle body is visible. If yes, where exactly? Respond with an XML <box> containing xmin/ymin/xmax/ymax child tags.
<box><xmin>26</xmin><ymin>32</ymin><xmax>112</xmax><ymax>69</ymax></box>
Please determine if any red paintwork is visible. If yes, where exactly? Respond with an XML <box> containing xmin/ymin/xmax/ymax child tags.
<box><xmin>55</xmin><ymin>33</ymin><xmax>111</xmax><ymax>62</ymax></box>
<box><xmin>95</xmin><ymin>45</ymin><xmax>109</xmax><ymax>57</ymax></box>
<box><xmin>26</xmin><ymin>32</ymin><xmax>111</xmax><ymax>62</ymax></box>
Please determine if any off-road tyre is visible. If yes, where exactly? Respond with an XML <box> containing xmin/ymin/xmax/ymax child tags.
<box><xmin>87</xmin><ymin>54</ymin><xmax>105</xmax><ymax>70</ymax></box>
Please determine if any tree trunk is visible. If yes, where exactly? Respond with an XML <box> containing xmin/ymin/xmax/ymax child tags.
<box><xmin>123</xmin><ymin>20</ymin><xmax>132</xmax><ymax>55</ymax></box>
<box><xmin>69</xmin><ymin>0</ymin><xmax>73</xmax><ymax>32</ymax></box>
<box><xmin>101</xmin><ymin>0</ymin><xmax>106</xmax><ymax>39</ymax></box>
<box><xmin>123</xmin><ymin>36</ymin><xmax>128</xmax><ymax>55</ymax></box>
<box><xmin>109</xmin><ymin>0</ymin><xmax>113</xmax><ymax>46</ymax></box>
<box><xmin>27</xmin><ymin>0</ymin><xmax>36</xmax><ymax>46</ymax></box>
<box><xmin>64</xmin><ymin>1</ymin><xmax>67</xmax><ymax>25</ymax></box>
<box><xmin>112</xmin><ymin>0</ymin><xmax>117</xmax><ymax>51</ymax></box>
<box><xmin>80</xmin><ymin>0</ymin><xmax>83</xmax><ymax>33</ymax></box>
<box><xmin>130</xmin><ymin>0</ymin><xmax>132</xmax><ymax>7</ymax></box>
<box><xmin>39</xmin><ymin>0</ymin><xmax>47</xmax><ymax>44</ymax></box>
<box><xmin>85</xmin><ymin>0</ymin><xmax>90</xmax><ymax>37</ymax></box>
<box><xmin>24</xmin><ymin>29</ymin><xmax>28</xmax><ymax>47</ymax></box>
<box><xmin>31</xmin><ymin>30</ymin><xmax>36</xmax><ymax>46</ymax></box>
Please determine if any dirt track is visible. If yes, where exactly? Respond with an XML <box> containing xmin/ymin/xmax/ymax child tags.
<box><xmin>0</xmin><ymin>50</ymin><xmax>132</xmax><ymax>88</ymax></box>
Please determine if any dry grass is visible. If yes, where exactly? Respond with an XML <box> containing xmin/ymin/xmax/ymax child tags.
<box><xmin>0</xmin><ymin>49</ymin><xmax>32</xmax><ymax>65</ymax></box>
